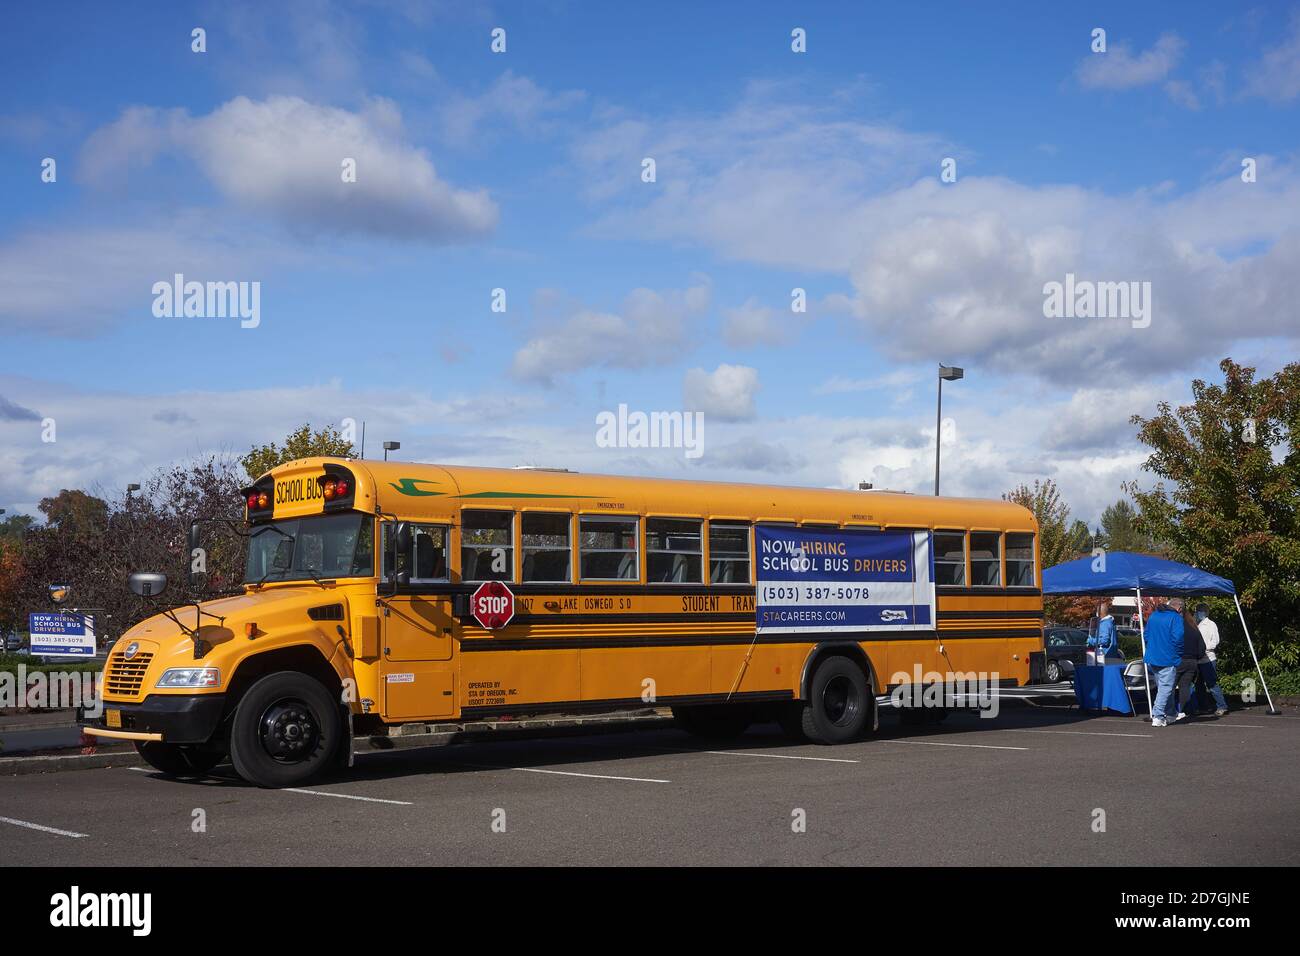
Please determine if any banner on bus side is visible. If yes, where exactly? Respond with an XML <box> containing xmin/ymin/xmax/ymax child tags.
<box><xmin>755</xmin><ymin>526</ymin><xmax>935</xmax><ymax>634</ymax></box>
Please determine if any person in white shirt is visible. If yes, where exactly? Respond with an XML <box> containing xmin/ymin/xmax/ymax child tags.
<box><xmin>1195</xmin><ymin>605</ymin><xmax>1229</xmax><ymax>715</ymax></box>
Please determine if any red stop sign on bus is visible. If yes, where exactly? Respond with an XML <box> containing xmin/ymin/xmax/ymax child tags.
<box><xmin>470</xmin><ymin>580</ymin><xmax>515</xmax><ymax>630</ymax></box>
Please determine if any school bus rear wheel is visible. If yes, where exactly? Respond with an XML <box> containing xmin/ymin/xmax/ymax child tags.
<box><xmin>229</xmin><ymin>671</ymin><xmax>339</xmax><ymax>788</ymax></box>
<box><xmin>800</xmin><ymin>655</ymin><xmax>870</xmax><ymax>744</ymax></box>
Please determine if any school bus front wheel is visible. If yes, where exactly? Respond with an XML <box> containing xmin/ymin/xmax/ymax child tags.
<box><xmin>134</xmin><ymin>741</ymin><xmax>225</xmax><ymax>777</ymax></box>
<box><xmin>228</xmin><ymin>671</ymin><xmax>341</xmax><ymax>788</ymax></box>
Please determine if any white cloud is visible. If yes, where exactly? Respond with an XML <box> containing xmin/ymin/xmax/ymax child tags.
<box><xmin>0</xmin><ymin>375</ymin><xmax>536</xmax><ymax>516</ymax></box>
<box><xmin>1040</xmin><ymin>384</ymin><xmax>1166</xmax><ymax>453</ymax></box>
<box><xmin>1163</xmin><ymin>80</ymin><xmax>1200</xmax><ymax>110</ymax></box>
<box><xmin>0</xmin><ymin>215</ymin><xmax>305</xmax><ymax>335</ymax></box>
<box><xmin>683</xmin><ymin>364</ymin><xmax>760</xmax><ymax>422</ymax></box>
<box><xmin>511</xmin><ymin>282</ymin><xmax>711</xmax><ymax>384</ymax></box>
<box><xmin>574</xmin><ymin>81</ymin><xmax>1300</xmax><ymax>385</ymax></box>
<box><xmin>814</xmin><ymin>369</ymin><xmax>923</xmax><ymax>394</ymax></box>
<box><xmin>842</xmin><ymin>173</ymin><xmax>1300</xmax><ymax>382</ymax></box>
<box><xmin>722</xmin><ymin>298</ymin><xmax>790</xmax><ymax>347</ymax></box>
<box><xmin>80</xmin><ymin>95</ymin><xmax>498</xmax><ymax>242</ymax></box>
<box><xmin>1075</xmin><ymin>34</ymin><xmax>1186</xmax><ymax>90</ymax></box>
<box><xmin>0</xmin><ymin>394</ymin><xmax>41</xmax><ymax>421</ymax></box>
<box><xmin>440</xmin><ymin>71</ymin><xmax>586</xmax><ymax>145</ymax></box>
<box><xmin>573</xmin><ymin>81</ymin><xmax>950</xmax><ymax>272</ymax></box>
<box><xmin>1243</xmin><ymin>15</ymin><xmax>1300</xmax><ymax>102</ymax></box>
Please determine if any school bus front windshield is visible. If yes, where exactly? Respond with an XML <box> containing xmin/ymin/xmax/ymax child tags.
<box><xmin>244</xmin><ymin>512</ymin><xmax>374</xmax><ymax>583</ymax></box>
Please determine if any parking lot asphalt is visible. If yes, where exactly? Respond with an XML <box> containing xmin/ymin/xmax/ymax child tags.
<box><xmin>2</xmin><ymin>703</ymin><xmax>1296</xmax><ymax>866</ymax></box>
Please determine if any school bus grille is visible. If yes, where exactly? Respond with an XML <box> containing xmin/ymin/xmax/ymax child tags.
<box><xmin>104</xmin><ymin>652</ymin><xmax>153</xmax><ymax>698</ymax></box>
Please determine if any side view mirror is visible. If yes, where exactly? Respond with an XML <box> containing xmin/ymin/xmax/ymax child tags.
<box><xmin>392</xmin><ymin>523</ymin><xmax>411</xmax><ymax>586</ymax></box>
<box><xmin>129</xmin><ymin>572</ymin><xmax>168</xmax><ymax>597</ymax></box>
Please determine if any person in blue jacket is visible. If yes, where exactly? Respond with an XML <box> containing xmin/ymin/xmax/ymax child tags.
<box><xmin>1087</xmin><ymin>598</ymin><xmax>1120</xmax><ymax>662</ymax></box>
<box><xmin>1143</xmin><ymin>597</ymin><xmax>1185</xmax><ymax>727</ymax></box>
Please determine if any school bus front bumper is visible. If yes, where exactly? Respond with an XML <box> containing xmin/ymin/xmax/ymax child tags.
<box><xmin>84</xmin><ymin>694</ymin><xmax>227</xmax><ymax>744</ymax></box>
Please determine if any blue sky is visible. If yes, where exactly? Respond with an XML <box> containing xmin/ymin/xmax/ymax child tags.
<box><xmin>2</xmin><ymin>0</ymin><xmax>1298</xmax><ymax>526</ymax></box>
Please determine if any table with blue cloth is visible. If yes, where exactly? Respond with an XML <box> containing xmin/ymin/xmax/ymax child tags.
<box><xmin>1073</xmin><ymin>663</ymin><xmax>1133</xmax><ymax>715</ymax></box>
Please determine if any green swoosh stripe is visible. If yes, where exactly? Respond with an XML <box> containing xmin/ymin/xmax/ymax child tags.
<box><xmin>389</xmin><ymin>478</ymin><xmax>444</xmax><ymax>497</ymax></box>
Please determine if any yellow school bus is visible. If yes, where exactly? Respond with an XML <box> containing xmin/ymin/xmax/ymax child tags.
<box><xmin>84</xmin><ymin>458</ymin><xmax>1042</xmax><ymax>787</ymax></box>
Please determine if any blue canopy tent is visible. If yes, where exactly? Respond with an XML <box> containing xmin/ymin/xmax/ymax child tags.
<box><xmin>1043</xmin><ymin>553</ymin><xmax>1277</xmax><ymax>717</ymax></box>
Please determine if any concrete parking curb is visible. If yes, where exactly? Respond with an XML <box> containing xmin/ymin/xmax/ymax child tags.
<box><xmin>0</xmin><ymin>749</ymin><xmax>145</xmax><ymax>775</ymax></box>
<box><xmin>0</xmin><ymin>711</ymin><xmax>676</xmax><ymax>776</ymax></box>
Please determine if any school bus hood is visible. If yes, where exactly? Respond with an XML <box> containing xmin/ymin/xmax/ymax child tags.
<box><xmin>113</xmin><ymin>587</ymin><xmax>344</xmax><ymax>664</ymax></box>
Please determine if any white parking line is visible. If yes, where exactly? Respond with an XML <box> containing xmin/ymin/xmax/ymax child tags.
<box><xmin>284</xmin><ymin>788</ymin><xmax>413</xmax><ymax>805</ymax></box>
<box><xmin>1191</xmin><ymin>722</ymin><xmax>1267</xmax><ymax>729</ymax></box>
<box><xmin>511</xmin><ymin>767</ymin><xmax>670</xmax><ymax>783</ymax></box>
<box><xmin>704</xmin><ymin>750</ymin><xmax>859</xmax><ymax>763</ymax></box>
<box><xmin>128</xmin><ymin>767</ymin><xmax>414</xmax><ymax>803</ymax></box>
<box><xmin>879</xmin><ymin>739</ymin><xmax>1028</xmax><ymax>751</ymax></box>
<box><xmin>1004</xmin><ymin>728</ymin><xmax>1151</xmax><ymax>739</ymax></box>
<box><xmin>0</xmin><ymin>816</ymin><xmax>88</xmax><ymax>838</ymax></box>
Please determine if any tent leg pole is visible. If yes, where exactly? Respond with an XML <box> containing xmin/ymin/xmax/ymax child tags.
<box><xmin>1136</xmin><ymin>587</ymin><xmax>1153</xmax><ymax>720</ymax></box>
<box><xmin>1234</xmin><ymin>595</ymin><xmax>1278</xmax><ymax>715</ymax></box>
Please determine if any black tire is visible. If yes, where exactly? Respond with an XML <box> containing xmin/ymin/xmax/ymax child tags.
<box><xmin>1045</xmin><ymin>660</ymin><xmax>1061</xmax><ymax>683</ymax></box>
<box><xmin>799</xmin><ymin>655</ymin><xmax>871</xmax><ymax>744</ymax></box>
<box><xmin>134</xmin><ymin>741</ymin><xmax>224</xmax><ymax>777</ymax></box>
<box><xmin>228</xmin><ymin>671</ymin><xmax>340</xmax><ymax>788</ymax></box>
<box><xmin>672</xmin><ymin>705</ymin><xmax>750</xmax><ymax>739</ymax></box>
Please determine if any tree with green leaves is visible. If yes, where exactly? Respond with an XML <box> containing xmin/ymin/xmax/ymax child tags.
<box><xmin>1125</xmin><ymin>358</ymin><xmax>1300</xmax><ymax>682</ymax></box>
<box><xmin>1003</xmin><ymin>480</ymin><xmax>1096</xmax><ymax>625</ymax></box>
<box><xmin>1097</xmin><ymin>498</ymin><xmax>1157</xmax><ymax>553</ymax></box>
<box><xmin>241</xmin><ymin>423</ymin><xmax>356</xmax><ymax>481</ymax></box>
<box><xmin>38</xmin><ymin>489</ymin><xmax>109</xmax><ymax>535</ymax></box>
<box><xmin>1002</xmin><ymin>479</ymin><xmax>1087</xmax><ymax>569</ymax></box>
<box><xmin>0</xmin><ymin>513</ymin><xmax>36</xmax><ymax>541</ymax></box>
<box><xmin>1066</xmin><ymin>518</ymin><xmax>1094</xmax><ymax>557</ymax></box>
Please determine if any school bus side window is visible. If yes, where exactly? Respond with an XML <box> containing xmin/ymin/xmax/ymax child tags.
<box><xmin>709</xmin><ymin>523</ymin><xmax>750</xmax><ymax>583</ymax></box>
<box><xmin>381</xmin><ymin>523</ymin><xmax>448</xmax><ymax>582</ymax></box>
<box><xmin>522</xmin><ymin>513</ymin><xmax>571</xmax><ymax>583</ymax></box>
<box><xmin>462</xmin><ymin>510</ymin><xmax>514</xmax><ymax>582</ymax></box>
<box><xmin>970</xmin><ymin>531</ymin><xmax>1002</xmax><ymax>586</ymax></box>
<box><xmin>647</xmin><ymin>518</ymin><xmax>702</xmax><ymax>583</ymax></box>
<box><xmin>579</xmin><ymin>516</ymin><xmax>638</xmax><ymax>580</ymax></box>
<box><xmin>934</xmin><ymin>531</ymin><xmax>966</xmax><ymax>586</ymax></box>
<box><xmin>1006</xmin><ymin>532</ymin><xmax>1035</xmax><ymax>587</ymax></box>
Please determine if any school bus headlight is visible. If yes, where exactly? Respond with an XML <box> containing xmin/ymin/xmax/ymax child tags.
<box><xmin>156</xmin><ymin>667</ymin><xmax>221</xmax><ymax>689</ymax></box>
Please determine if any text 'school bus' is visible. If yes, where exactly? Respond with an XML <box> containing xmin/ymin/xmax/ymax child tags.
<box><xmin>83</xmin><ymin>458</ymin><xmax>1043</xmax><ymax>787</ymax></box>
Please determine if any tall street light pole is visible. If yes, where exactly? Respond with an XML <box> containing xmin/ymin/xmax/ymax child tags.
<box><xmin>935</xmin><ymin>364</ymin><xmax>964</xmax><ymax>496</ymax></box>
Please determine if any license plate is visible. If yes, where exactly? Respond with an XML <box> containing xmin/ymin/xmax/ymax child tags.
<box><xmin>105</xmin><ymin>709</ymin><xmax>121</xmax><ymax>728</ymax></box>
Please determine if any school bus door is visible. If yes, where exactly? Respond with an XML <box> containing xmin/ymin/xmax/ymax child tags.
<box><xmin>380</xmin><ymin>522</ymin><xmax>457</xmax><ymax>721</ymax></box>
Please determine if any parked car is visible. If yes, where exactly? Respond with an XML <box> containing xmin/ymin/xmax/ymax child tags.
<box><xmin>3</xmin><ymin>630</ymin><xmax>25</xmax><ymax>652</ymax></box>
<box><xmin>1043</xmin><ymin>626</ymin><xmax>1090</xmax><ymax>683</ymax></box>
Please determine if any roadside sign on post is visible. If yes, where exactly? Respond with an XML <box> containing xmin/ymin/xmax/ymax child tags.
<box><xmin>470</xmin><ymin>581</ymin><xmax>515</xmax><ymax>630</ymax></box>
<box><xmin>28</xmin><ymin>611</ymin><xmax>96</xmax><ymax>657</ymax></box>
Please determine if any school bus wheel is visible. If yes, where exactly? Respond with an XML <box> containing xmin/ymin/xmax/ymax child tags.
<box><xmin>134</xmin><ymin>741</ymin><xmax>224</xmax><ymax>777</ymax></box>
<box><xmin>800</xmin><ymin>655</ymin><xmax>871</xmax><ymax>744</ymax></box>
<box><xmin>228</xmin><ymin>671</ymin><xmax>340</xmax><ymax>788</ymax></box>
<box><xmin>671</xmin><ymin>705</ymin><xmax>750</xmax><ymax>739</ymax></box>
